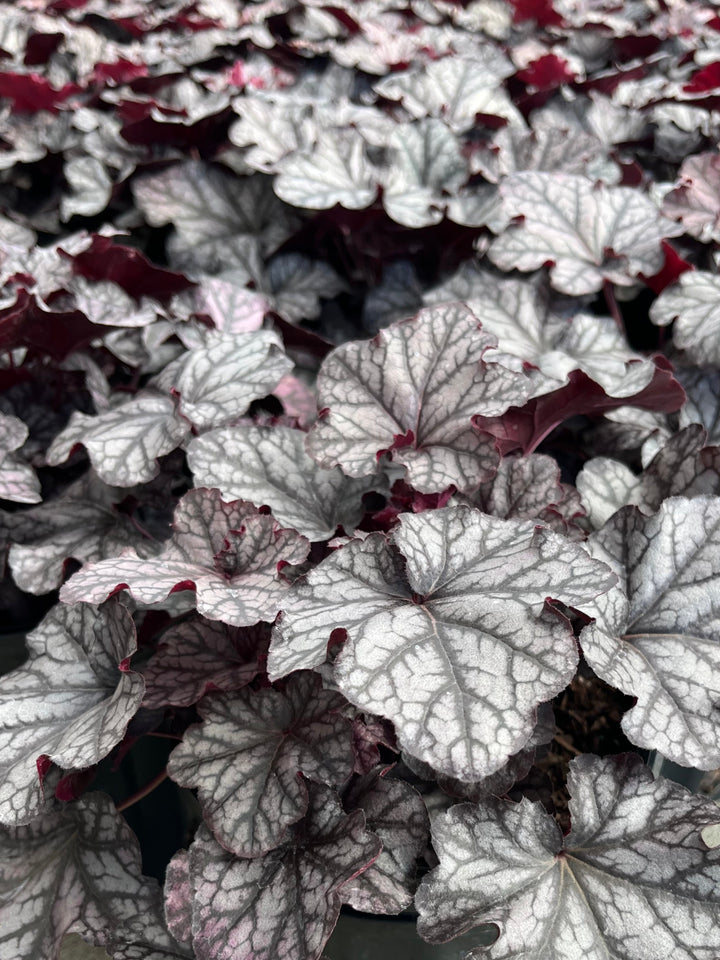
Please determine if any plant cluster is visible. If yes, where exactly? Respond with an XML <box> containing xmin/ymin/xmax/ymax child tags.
<box><xmin>1</xmin><ymin>0</ymin><xmax>720</xmax><ymax>958</ymax></box>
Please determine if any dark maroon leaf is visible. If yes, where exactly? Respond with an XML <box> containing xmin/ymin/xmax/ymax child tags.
<box><xmin>475</xmin><ymin>361</ymin><xmax>686</xmax><ymax>455</ymax></box>
<box><xmin>141</xmin><ymin>616</ymin><xmax>269</xmax><ymax>710</ymax></box>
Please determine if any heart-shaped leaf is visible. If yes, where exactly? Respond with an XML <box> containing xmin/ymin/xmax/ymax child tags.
<box><xmin>141</xmin><ymin>616</ymin><xmax>268</xmax><ymax>710</ymax></box>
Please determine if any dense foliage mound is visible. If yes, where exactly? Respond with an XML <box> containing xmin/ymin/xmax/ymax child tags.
<box><xmin>1</xmin><ymin>1</ymin><xmax>720</xmax><ymax>959</ymax></box>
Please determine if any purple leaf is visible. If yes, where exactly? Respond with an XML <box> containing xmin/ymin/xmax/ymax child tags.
<box><xmin>269</xmin><ymin>504</ymin><xmax>615</xmax><ymax>781</ymax></box>
<box><xmin>0</xmin><ymin>601</ymin><xmax>143</xmax><ymax>825</ymax></box>
<box><xmin>186</xmin><ymin>783</ymin><xmax>381</xmax><ymax>960</ymax></box>
<box><xmin>342</xmin><ymin>768</ymin><xmax>429</xmax><ymax>914</ymax></box>
<box><xmin>167</xmin><ymin>671</ymin><xmax>354</xmax><ymax>856</ymax></box>
<box><xmin>0</xmin><ymin>792</ymin><xmax>188</xmax><ymax>959</ymax></box>
<box><xmin>60</xmin><ymin>488</ymin><xmax>309</xmax><ymax>627</ymax></box>
<box><xmin>141</xmin><ymin>616</ymin><xmax>268</xmax><ymax>710</ymax></box>
<box><xmin>416</xmin><ymin>754</ymin><xmax>720</xmax><ymax>960</ymax></box>
<box><xmin>475</xmin><ymin>361</ymin><xmax>685</xmax><ymax>456</ymax></box>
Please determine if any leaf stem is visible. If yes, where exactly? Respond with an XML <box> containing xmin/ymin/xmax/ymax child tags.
<box><xmin>603</xmin><ymin>279</ymin><xmax>624</xmax><ymax>334</ymax></box>
<box><xmin>554</xmin><ymin>732</ymin><xmax>582</xmax><ymax>756</ymax></box>
<box><xmin>116</xmin><ymin>769</ymin><xmax>168</xmax><ymax>813</ymax></box>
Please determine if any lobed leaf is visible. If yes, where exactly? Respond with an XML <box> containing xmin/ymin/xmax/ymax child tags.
<box><xmin>0</xmin><ymin>601</ymin><xmax>143</xmax><ymax>825</ymax></box>
<box><xmin>167</xmin><ymin>672</ymin><xmax>354</xmax><ymax>856</ymax></box>
<box><xmin>60</xmin><ymin>488</ymin><xmax>309</xmax><ymax>627</ymax></box>
<box><xmin>488</xmin><ymin>172</ymin><xmax>683</xmax><ymax>295</ymax></box>
<box><xmin>580</xmin><ymin>497</ymin><xmax>720</xmax><ymax>767</ymax></box>
<box><xmin>269</xmin><ymin>504</ymin><xmax>615</xmax><ymax>781</ymax></box>
<box><xmin>416</xmin><ymin>753</ymin><xmax>720</xmax><ymax>960</ymax></box>
<box><xmin>188</xmin><ymin>425</ymin><xmax>381</xmax><ymax>541</ymax></box>
<box><xmin>0</xmin><ymin>792</ymin><xmax>188</xmax><ymax>960</ymax></box>
<box><xmin>306</xmin><ymin>302</ymin><xmax>533</xmax><ymax>493</ymax></box>
<box><xmin>183</xmin><ymin>783</ymin><xmax>381</xmax><ymax>960</ymax></box>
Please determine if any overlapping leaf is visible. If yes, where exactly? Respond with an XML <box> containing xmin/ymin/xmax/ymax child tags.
<box><xmin>187</xmin><ymin>425</ymin><xmax>381</xmax><ymax>540</ymax></box>
<box><xmin>181</xmin><ymin>784</ymin><xmax>381</xmax><ymax>960</ymax></box>
<box><xmin>579</xmin><ymin>497</ymin><xmax>720</xmax><ymax>767</ymax></box>
<box><xmin>650</xmin><ymin>270</ymin><xmax>720</xmax><ymax>366</ymax></box>
<box><xmin>488</xmin><ymin>172</ymin><xmax>683</xmax><ymax>294</ymax></box>
<box><xmin>457</xmin><ymin>454</ymin><xmax>584</xmax><ymax>535</ymax></box>
<box><xmin>141</xmin><ymin>616</ymin><xmax>269</xmax><ymax>710</ymax></box>
<box><xmin>70</xmin><ymin>277</ymin><xmax>158</xmax><ymax>329</ymax></box>
<box><xmin>416</xmin><ymin>753</ymin><xmax>720</xmax><ymax>960</ymax></box>
<box><xmin>306</xmin><ymin>303</ymin><xmax>534</xmax><ymax>493</ymax></box>
<box><xmin>46</xmin><ymin>395</ymin><xmax>190</xmax><ymax>487</ymax></box>
<box><xmin>380</xmin><ymin>120</ymin><xmax>467</xmax><ymax>229</ymax></box>
<box><xmin>4</xmin><ymin>472</ymin><xmax>145</xmax><ymax>594</ymax></box>
<box><xmin>0</xmin><ymin>602</ymin><xmax>143</xmax><ymax>825</ymax></box>
<box><xmin>373</xmin><ymin>53</ymin><xmax>522</xmax><ymax>131</ymax></box>
<box><xmin>577</xmin><ymin>425</ymin><xmax>720</xmax><ymax>527</ymax></box>
<box><xmin>661</xmin><ymin>153</ymin><xmax>720</xmax><ymax>242</ymax></box>
<box><xmin>152</xmin><ymin>329</ymin><xmax>292</xmax><ymax>429</ymax></box>
<box><xmin>60</xmin><ymin>488</ymin><xmax>309</xmax><ymax>627</ymax></box>
<box><xmin>678</xmin><ymin>367</ymin><xmax>720</xmax><ymax>444</ymax></box>
<box><xmin>0</xmin><ymin>413</ymin><xmax>41</xmax><ymax>503</ymax></box>
<box><xmin>341</xmin><ymin>769</ymin><xmax>429</xmax><ymax>914</ymax></box>
<box><xmin>269</xmin><ymin>504</ymin><xmax>615</xmax><ymax>781</ymax></box>
<box><xmin>0</xmin><ymin>792</ymin><xmax>188</xmax><ymax>960</ymax></box>
<box><xmin>132</xmin><ymin>161</ymin><xmax>294</xmax><ymax>275</ymax></box>
<box><xmin>167</xmin><ymin>672</ymin><xmax>354</xmax><ymax>856</ymax></box>
<box><xmin>403</xmin><ymin>703</ymin><xmax>556</xmax><ymax>804</ymax></box>
<box><xmin>426</xmin><ymin>269</ymin><xmax>656</xmax><ymax>397</ymax></box>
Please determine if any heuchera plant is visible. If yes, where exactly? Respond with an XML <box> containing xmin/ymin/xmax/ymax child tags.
<box><xmin>2</xmin><ymin>1</ymin><xmax>720</xmax><ymax>958</ymax></box>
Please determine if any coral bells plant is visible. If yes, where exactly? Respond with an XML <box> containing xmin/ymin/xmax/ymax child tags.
<box><xmin>3</xmin><ymin>0</ymin><xmax>720</xmax><ymax>958</ymax></box>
